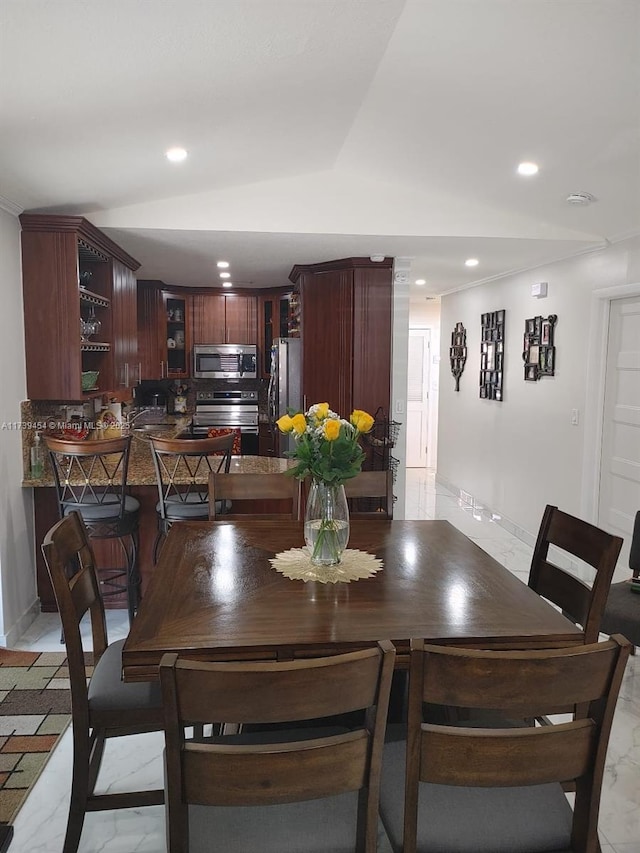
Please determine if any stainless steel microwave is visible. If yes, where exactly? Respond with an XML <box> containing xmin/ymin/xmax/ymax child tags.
<box><xmin>193</xmin><ymin>344</ymin><xmax>258</xmax><ymax>380</ymax></box>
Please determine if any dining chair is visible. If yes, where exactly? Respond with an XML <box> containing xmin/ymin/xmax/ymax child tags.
<box><xmin>601</xmin><ymin>508</ymin><xmax>640</xmax><ymax>650</ymax></box>
<box><xmin>344</xmin><ymin>469</ymin><xmax>394</xmax><ymax>518</ymax></box>
<box><xmin>149</xmin><ymin>432</ymin><xmax>234</xmax><ymax>561</ymax></box>
<box><xmin>45</xmin><ymin>434</ymin><xmax>140</xmax><ymax>623</ymax></box>
<box><xmin>424</xmin><ymin>504</ymin><xmax>626</xmax><ymax>730</ymax></box>
<box><xmin>208</xmin><ymin>471</ymin><xmax>300</xmax><ymax>519</ymax></box>
<box><xmin>379</xmin><ymin>636</ymin><xmax>631</xmax><ymax>853</ymax></box>
<box><xmin>160</xmin><ymin>641</ymin><xmax>396</xmax><ymax>853</ymax></box>
<box><xmin>528</xmin><ymin>504</ymin><xmax>623</xmax><ymax>643</ymax></box>
<box><xmin>41</xmin><ymin>511</ymin><xmax>164</xmax><ymax>853</ymax></box>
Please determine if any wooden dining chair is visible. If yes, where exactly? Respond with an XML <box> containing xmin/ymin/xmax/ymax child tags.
<box><xmin>208</xmin><ymin>471</ymin><xmax>300</xmax><ymax>519</ymax></box>
<box><xmin>379</xmin><ymin>636</ymin><xmax>630</xmax><ymax>853</ymax></box>
<box><xmin>150</xmin><ymin>432</ymin><xmax>234</xmax><ymax>560</ymax></box>
<box><xmin>41</xmin><ymin>512</ymin><xmax>164</xmax><ymax>853</ymax></box>
<box><xmin>160</xmin><ymin>641</ymin><xmax>395</xmax><ymax>853</ymax></box>
<box><xmin>343</xmin><ymin>470</ymin><xmax>394</xmax><ymax>518</ymax></box>
<box><xmin>529</xmin><ymin>504</ymin><xmax>623</xmax><ymax>643</ymax></box>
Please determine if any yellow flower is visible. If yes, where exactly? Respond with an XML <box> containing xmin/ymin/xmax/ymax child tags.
<box><xmin>276</xmin><ymin>414</ymin><xmax>294</xmax><ymax>433</ymax></box>
<box><xmin>291</xmin><ymin>413</ymin><xmax>307</xmax><ymax>435</ymax></box>
<box><xmin>350</xmin><ymin>409</ymin><xmax>374</xmax><ymax>433</ymax></box>
<box><xmin>314</xmin><ymin>402</ymin><xmax>329</xmax><ymax>422</ymax></box>
<box><xmin>323</xmin><ymin>419</ymin><xmax>341</xmax><ymax>441</ymax></box>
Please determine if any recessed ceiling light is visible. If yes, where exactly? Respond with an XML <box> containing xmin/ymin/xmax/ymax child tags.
<box><xmin>465</xmin><ymin>258</ymin><xmax>479</xmax><ymax>267</ymax></box>
<box><xmin>517</xmin><ymin>161</ymin><xmax>539</xmax><ymax>176</ymax></box>
<box><xmin>415</xmin><ymin>279</ymin><xmax>426</xmax><ymax>285</ymax></box>
<box><xmin>219</xmin><ymin>272</ymin><xmax>231</xmax><ymax>279</ymax></box>
<box><xmin>165</xmin><ymin>147</ymin><xmax>188</xmax><ymax>162</ymax></box>
<box><xmin>222</xmin><ymin>282</ymin><xmax>233</xmax><ymax>288</ymax></box>
<box><xmin>217</xmin><ymin>261</ymin><xmax>230</xmax><ymax>268</ymax></box>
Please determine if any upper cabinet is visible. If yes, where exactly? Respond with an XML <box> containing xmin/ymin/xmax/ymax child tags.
<box><xmin>20</xmin><ymin>214</ymin><xmax>140</xmax><ymax>401</ymax></box>
<box><xmin>192</xmin><ymin>293</ymin><xmax>257</xmax><ymax>345</ymax></box>
<box><xmin>137</xmin><ymin>282</ymin><xmax>192</xmax><ymax>380</ymax></box>
<box><xmin>258</xmin><ymin>289</ymin><xmax>295</xmax><ymax>377</ymax></box>
<box><xmin>289</xmin><ymin>257</ymin><xmax>393</xmax><ymax>420</ymax></box>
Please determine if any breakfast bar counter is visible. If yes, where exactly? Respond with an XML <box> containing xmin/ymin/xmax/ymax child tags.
<box><xmin>23</xmin><ymin>421</ymin><xmax>294</xmax><ymax>611</ymax></box>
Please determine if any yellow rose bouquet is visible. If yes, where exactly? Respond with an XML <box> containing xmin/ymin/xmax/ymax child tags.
<box><xmin>276</xmin><ymin>402</ymin><xmax>374</xmax><ymax>486</ymax></box>
<box><xmin>276</xmin><ymin>403</ymin><xmax>375</xmax><ymax>565</ymax></box>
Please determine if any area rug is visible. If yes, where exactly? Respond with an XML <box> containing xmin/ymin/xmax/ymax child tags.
<box><xmin>0</xmin><ymin>648</ymin><xmax>72</xmax><ymax>826</ymax></box>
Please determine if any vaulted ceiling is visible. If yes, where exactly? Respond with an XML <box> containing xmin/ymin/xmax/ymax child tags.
<box><xmin>1</xmin><ymin>0</ymin><xmax>638</xmax><ymax>298</ymax></box>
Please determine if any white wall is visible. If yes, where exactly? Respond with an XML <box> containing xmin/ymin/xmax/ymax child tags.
<box><xmin>437</xmin><ymin>237</ymin><xmax>640</xmax><ymax>543</ymax></box>
<box><xmin>0</xmin><ymin>208</ymin><xmax>38</xmax><ymax>645</ymax></box>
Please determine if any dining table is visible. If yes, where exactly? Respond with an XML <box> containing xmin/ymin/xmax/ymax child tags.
<box><xmin>122</xmin><ymin>518</ymin><xmax>582</xmax><ymax>681</ymax></box>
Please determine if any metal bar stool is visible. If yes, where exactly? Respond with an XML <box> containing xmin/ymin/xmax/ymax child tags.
<box><xmin>45</xmin><ymin>434</ymin><xmax>140</xmax><ymax>623</ymax></box>
<box><xmin>149</xmin><ymin>432</ymin><xmax>234</xmax><ymax>563</ymax></box>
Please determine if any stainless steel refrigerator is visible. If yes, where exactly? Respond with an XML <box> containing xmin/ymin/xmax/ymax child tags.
<box><xmin>268</xmin><ymin>337</ymin><xmax>302</xmax><ymax>455</ymax></box>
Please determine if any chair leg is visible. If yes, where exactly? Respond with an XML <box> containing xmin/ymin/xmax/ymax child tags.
<box><xmin>152</xmin><ymin>529</ymin><xmax>165</xmax><ymax>565</ymax></box>
<box><xmin>63</xmin><ymin>728</ymin><xmax>95</xmax><ymax>853</ymax></box>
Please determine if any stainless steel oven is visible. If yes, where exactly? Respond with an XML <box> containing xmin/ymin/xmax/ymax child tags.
<box><xmin>193</xmin><ymin>344</ymin><xmax>258</xmax><ymax>380</ymax></box>
<box><xmin>184</xmin><ymin>390</ymin><xmax>259</xmax><ymax>455</ymax></box>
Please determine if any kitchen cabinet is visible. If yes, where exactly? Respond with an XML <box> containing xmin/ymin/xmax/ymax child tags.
<box><xmin>289</xmin><ymin>257</ymin><xmax>392</xmax><ymax>420</ymax></box>
<box><xmin>112</xmin><ymin>259</ymin><xmax>139</xmax><ymax>391</ymax></box>
<box><xmin>137</xmin><ymin>282</ymin><xmax>191</xmax><ymax>380</ymax></box>
<box><xmin>258</xmin><ymin>288</ymin><xmax>294</xmax><ymax>377</ymax></box>
<box><xmin>20</xmin><ymin>214</ymin><xmax>140</xmax><ymax>401</ymax></box>
<box><xmin>192</xmin><ymin>292</ymin><xmax>257</xmax><ymax>345</ymax></box>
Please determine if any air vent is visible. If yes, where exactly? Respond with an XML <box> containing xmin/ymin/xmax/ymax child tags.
<box><xmin>565</xmin><ymin>192</ymin><xmax>596</xmax><ymax>206</ymax></box>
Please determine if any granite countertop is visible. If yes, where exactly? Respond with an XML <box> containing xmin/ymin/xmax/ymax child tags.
<box><xmin>23</xmin><ymin>416</ymin><xmax>292</xmax><ymax>487</ymax></box>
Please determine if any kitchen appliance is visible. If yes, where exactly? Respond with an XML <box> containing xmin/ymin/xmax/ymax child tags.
<box><xmin>186</xmin><ymin>389</ymin><xmax>259</xmax><ymax>455</ymax></box>
<box><xmin>268</xmin><ymin>337</ymin><xmax>302</xmax><ymax>454</ymax></box>
<box><xmin>193</xmin><ymin>344</ymin><xmax>258</xmax><ymax>380</ymax></box>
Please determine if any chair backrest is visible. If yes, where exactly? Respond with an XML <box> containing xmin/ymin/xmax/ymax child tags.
<box><xmin>629</xmin><ymin>509</ymin><xmax>640</xmax><ymax>577</ymax></box>
<box><xmin>402</xmin><ymin>636</ymin><xmax>630</xmax><ymax>853</ymax></box>
<box><xmin>160</xmin><ymin>641</ymin><xmax>395</xmax><ymax>853</ymax></box>
<box><xmin>150</xmin><ymin>433</ymin><xmax>234</xmax><ymax>518</ymax></box>
<box><xmin>343</xmin><ymin>469</ymin><xmax>394</xmax><ymax>518</ymax></box>
<box><xmin>41</xmin><ymin>512</ymin><xmax>108</xmax><ymax>716</ymax></box>
<box><xmin>45</xmin><ymin>434</ymin><xmax>133</xmax><ymax>520</ymax></box>
<box><xmin>208</xmin><ymin>471</ymin><xmax>300</xmax><ymax>519</ymax></box>
<box><xmin>528</xmin><ymin>504</ymin><xmax>623</xmax><ymax>643</ymax></box>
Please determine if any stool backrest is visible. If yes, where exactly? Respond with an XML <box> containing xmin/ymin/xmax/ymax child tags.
<box><xmin>150</xmin><ymin>433</ymin><xmax>234</xmax><ymax>518</ymax></box>
<box><xmin>45</xmin><ymin>435</ymin><xmax>133</xmax><ymax>521</ymax></box>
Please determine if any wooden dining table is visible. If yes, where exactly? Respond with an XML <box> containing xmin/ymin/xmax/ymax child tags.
<box><xmin>122</xmin><ymin>518</ymin><xmax>582</xmax><ymax>681</ymax></box>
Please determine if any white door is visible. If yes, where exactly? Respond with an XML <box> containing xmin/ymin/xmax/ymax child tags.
<box><xmin>406</xmin><ymin>329</ymin><xmax>430</xmax><ymax>467</ymax></box>
<box><xmin>598</xmin><ymin>295</ymin><xmax>640</xmax><ymax>577</ymax></box>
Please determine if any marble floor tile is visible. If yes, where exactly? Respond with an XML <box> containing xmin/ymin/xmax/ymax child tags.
<box><xmin>8</xmin><ymin>467</ymin><xmax>639</xmax><ymax>850</ymax></box>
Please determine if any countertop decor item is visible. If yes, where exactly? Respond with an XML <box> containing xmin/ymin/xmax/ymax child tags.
<box><xmin>81</xmin><ymin>370</ymin><xmax>99</xmax><ymax>391</ymax></box>
<box><xmin>276</xmin><ymin>403</ymin><xmax>374</xmax><ymax>565</ymax></box>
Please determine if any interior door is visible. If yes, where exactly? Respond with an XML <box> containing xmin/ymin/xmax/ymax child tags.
<box><xmin>406</xmin><ymin>329</ymin><xmax>430</xmax><ymax>467</ymax></box>
<box><xmin>598</xmin><ymin>294</ymin><xmax>640</xmax><ymax>577</ymax></box>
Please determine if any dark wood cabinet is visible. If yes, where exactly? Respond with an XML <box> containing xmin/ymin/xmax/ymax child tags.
<box><xmin>137</xmin><ymin>282</ymin><xmax>191</xmax><ymax>380</ymax></box>
<box><xmin>289</xmin><ymin>258</ymin><xmax>392</xmax><ymax>420</ymax></box>
<box><xmin>258</xmin><ymin>288</ymin><xmax>294</xmax><ymax>377</ymax></box>
<box><xmin>20</xmin><ymin>215</ymin><xmax>140</xmax><ymax>400</ymax></box>
<box><xmin>192</xmin><ymin>292</ymin><xmax>257</xmax><ymax>345</ymax></box>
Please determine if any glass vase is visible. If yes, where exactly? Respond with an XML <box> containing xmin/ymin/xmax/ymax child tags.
<box><xmin>304</xmin><ymin>480</ymin><xmax>350</xmax><ymax>566</ymax></box>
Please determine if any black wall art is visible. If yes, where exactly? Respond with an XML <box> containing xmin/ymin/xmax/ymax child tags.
<box><xmin>479</xmin><ymin>310</ymin><xmax>505</xmax><ymax>401</ymax></box>
<box><xmin>449</xmin><ymin>322</ymin><xmax>467</xmax><ymax>391</ymax></box>
<box><xmin>523</xmin><ymin>314</ymin><xmax>557</xmax><ymax>380</ymax></box>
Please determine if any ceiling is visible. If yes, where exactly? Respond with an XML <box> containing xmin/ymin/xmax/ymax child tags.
<box><xmin>1</xmin><ymin>0</ymin><xmax>639</xmax><ymax>300</ymax></box>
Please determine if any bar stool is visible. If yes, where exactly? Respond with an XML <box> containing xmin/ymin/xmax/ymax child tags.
<box><xmin>149</xmin><ymin>432</ymin><xmax>234</xmax><ymax>562</ymax></box>
<box><xmin>45</xmin><ymin>434</ymin><xmax>140</xmax><ymax>623</ymax></box>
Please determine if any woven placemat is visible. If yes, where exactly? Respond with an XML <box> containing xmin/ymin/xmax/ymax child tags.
<box><xmin>270</xmin><ymin>548</ymin><xmax>383</xmax><ymax>583</ymax></box>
